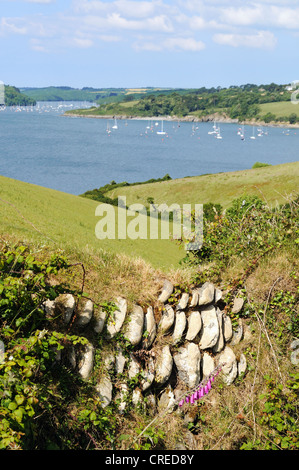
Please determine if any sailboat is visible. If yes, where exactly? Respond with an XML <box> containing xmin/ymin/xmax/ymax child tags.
<box><xmin>208</xmin><ymin>120</ymin><xmax>218</xmax><ymax>134</ymax></box>
<box><xmin>240</xmin><ymin>125</ymin><xmax>245</xmax><ymax>140</ymax></box>
<box><xmin>250</xmin><ymin>126</ymin><xmax>256</xmax><ymax>139</ymax></box>
<box><xmin>216</xmin><ymin>126</ymin><xmax>222</xmax><ymax>139</ymax></box>
<box><xmin>112</xmin><ymin>117</ymin><xmax>118</xmax><ymax>129</ymax></box>
<box><xmin>106</xmin><ymin>120</ymin><xmax>111</xmax><ymax>134</ymax></box>
<box><xmin>157</xmin><ymin>120</ymin><xmax>166</xmax><ymax>135</ymax></box>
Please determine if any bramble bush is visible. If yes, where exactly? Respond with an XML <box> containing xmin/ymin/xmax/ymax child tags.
<box><xmin>0</xmin><ymin>244</ymin><xmax>116</xmax><ymax>449</ymax></box>
<box><xmin>181</xmin><ymin>194</ymin><xmax>299</xmax><ymax>285</ymax></box>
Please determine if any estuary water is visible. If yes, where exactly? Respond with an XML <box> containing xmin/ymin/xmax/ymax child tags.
<box><xmin>0</xmin><ymin>101</ymin><xmax>298</xmax><ymax>196</ymax></box>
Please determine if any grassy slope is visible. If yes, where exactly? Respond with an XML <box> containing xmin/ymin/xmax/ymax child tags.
<box><xmin>0</xmin><ymin>175</ymin><xmax>183</xmax><ymax>270</ymax></box>
<box><xmin>105</xmin><ymin>161</ymin><xmax>299</xmax><ymax>209</ymax></box>
<box><xmin>259</xmin><ymin>101</ymin><xmax>299</xmax><ymax>118</ymax></box>
<box><xmin>1</xmin><ymin>162</ymin><xmax>298</xmax><ymax>271</ymax></box>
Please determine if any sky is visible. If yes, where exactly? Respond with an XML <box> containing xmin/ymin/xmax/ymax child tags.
<box><xmin>0</xmin><ymin>0</ymin><xmax>298</xmax><ymax>89</ymax></box>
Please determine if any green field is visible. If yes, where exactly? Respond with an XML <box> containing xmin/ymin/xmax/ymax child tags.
<box><xmin>259</xmin><ymin>101</ymin><xmax>299</xmax><ymax>118</ymax></box>
<box><xmin>106</xmin><ymin>161</ymin><xmax>299</xmax><ymax>209</ymax></box>
<box><xmin>1</xmin><ymin>162</ymin><xmax>298</xmax><ymax>271</ymax></box>
<box><xmin>0</xmin><ymin>176</ymin><xmax>184</xmax><ymax>270</ymax></box>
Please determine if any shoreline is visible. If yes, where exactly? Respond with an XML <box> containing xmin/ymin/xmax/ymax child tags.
<box><xmin>64</xmin><ymin>112</ymin><xmax>299</xmax><ymax>129</ymax></box>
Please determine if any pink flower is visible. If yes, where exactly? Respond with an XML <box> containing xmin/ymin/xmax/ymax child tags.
<box><xmin>179</xmin><ymin>399</ymin><xmax>184</xmax><ymax>407</ymax></box>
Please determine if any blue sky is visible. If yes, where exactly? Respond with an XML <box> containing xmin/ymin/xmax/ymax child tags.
<box><xmin>0</xmin><ymin>0</ymin><xmax>298</xmax><ymax>88</ymax></box>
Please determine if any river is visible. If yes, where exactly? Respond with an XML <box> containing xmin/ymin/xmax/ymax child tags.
<box><xmin>0</xmin><ymin>101</ymin><xmax>298</xmax><ymax>195</ymax></box>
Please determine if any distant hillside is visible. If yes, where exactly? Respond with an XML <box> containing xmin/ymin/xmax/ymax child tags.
<box><xmin>4</xmin><ymin>85</ymin><xmax>36</xmax><ymax>106</ymax></box>
<box><xmin>65</xmin><ymin>82</ymin><xmax>298</xmax><ymax>124</ymax></box>
<box><xmin>20</xmin><ymin>86</ymin><xmax>172</xmax><ymax>104</ymax></box>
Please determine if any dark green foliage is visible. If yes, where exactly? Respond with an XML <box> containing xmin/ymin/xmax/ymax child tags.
<box><xmin>80</xmin><ymin>174</ymin><xmax>172</xmax><ymax>205</ymax></box>
<box><xmin>241</xmin><ymin>373</ymin><xmax>299</xmax><ymax>450</ymax></box>
<box><xmin>252</xmin><ymin>162</ymin><xmax>271</xmax><ymax>169</ymax></box>
<box><xmin>4</xmin><ymin>86</ymin><xmax>36</xmax><ymax>107</ymax></box>
<box><xmin>181</xmin><ymin>194</ymin><xmax>299</xmax><ymax>283</ymax></box>
<box><xmin>0</xmin><ymin>244</ymin><xmax>116</xmax><ymax>449</ymax></box>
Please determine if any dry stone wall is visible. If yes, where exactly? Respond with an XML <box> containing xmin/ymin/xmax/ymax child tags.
<box><xmin>43</xmin><ymin>280</ymin><xmax>249</xmax><ymax>412</ymax></box>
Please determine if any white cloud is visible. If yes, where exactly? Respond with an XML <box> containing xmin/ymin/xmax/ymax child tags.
<box><xmin>164</xmin><ymin>36</ymin><xmax>205</xmax><ymax>51</ymax></box>
<box><xmin>219</xmin><ymin>3</ymin><xmax>299</xmax><ymax>29</ymax></box>
<box><xmin>71</xmin><ymin>37</ymin><xmax>94</xmax><ymax>48</ymax></box>
<box><xmin>3</xmin><ymin>0</ymin><xmax>299</xmax><ymax>56</ymax></box>
<box><xmin>83</xmin><ymin>12</ymin><xmax>173</xmax><ymax>33</ymax></box>
<box><xmin>213</xmin><ymin>30</ymin><xmax>277</xmax><ymax>48</ymax></box>
<box><xmin>134</xmin><ymin>36</ymin><xmax>205</xmax><ymax>52</ymax></box>
<box><xmin>0</xmin><ymin>17</ymin><xmax>28</xmax><ymax>35</ymax></box>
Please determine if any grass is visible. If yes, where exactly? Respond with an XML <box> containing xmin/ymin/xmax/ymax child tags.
<box><xmin>1</xmin><ymin>164</ymin><xmax>298</xmax><ymax>451</ymax></box>
<box><xmin>259</xmin><ymin>101</ymin><xmax>299</xmax><ymax>118</ymax></box>
<box><xmin>0</xmin><ymin>175</ymin><xmax>184</xmax><ymax>271</ymax></box>
<box><xmin>105</xmin><ymin>161</ymin><xmax>299</xmax><ymax>210</ymax></box>
<box><xmin>1</xmin><ymin>161</ymin><xmax>298</xmax><ymax>272</ymax></box>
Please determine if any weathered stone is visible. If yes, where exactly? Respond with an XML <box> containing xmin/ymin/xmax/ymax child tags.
<box><xmin>238</xmin><ymin>353</ymin><xmax>247</xmax><ymax>376</ymax></box>
<box><xmin>219</xmin><ymin>346</ymin><xmax>238</xmax><ymax>385</ymax></box>
<box><xmin>141</xmin><ymin>357</ymin><xmax>155</xmax><ymax>391</ymax></box>
<box><xmin>213</xmin><ymin>308</ymin><xmax>225</xmax><ymax>353</ymax></box>
<box><xmin>158</xmin><ymin>280</ymin><xmax>174</xmax><ymax>303</ymax></box>
<box><xmin>290</xmin><ymin>349</ymin><xmax>299</xmax><ymax>366</ymax></box>
<box><xmin>142</xmin><ymin>306</ymin><xmax>156</xmax><ymax>349</ymax></box>
<box><xmin>127</xmin><ymin>354</ymin><xmax>141</xmax><ymax>380</ymax></box>
<box><xmin>68</xmin><ymin>345</ymin><xmax>76</xmax><ymax>369</ymax></box>
<box><xmin>117</xmin><ymin>383</ymin><xmax>129</xmax><ymax>413</ymax></box>
<box><xmin>42</xmin><ymin>299</ymin><xmax>55</xmax><ymax>317</ymax></box>
<box><xmin>155</xmin><ymin>345</ymin><xmax>173</xmax><ymax>386</ymax></box>
<box><xmin>290</xmin><ymin>339</ymin><xmax>299</xmax><ymax>350</ymax></box>
<box><xmin>290</xmin><ymin>341</ymin><xmax>299</xmax><ymax>366</ymax></box>
<box><xmin>190</xmin><ymin>290</ymin><xmax>199</xmax><ymax>307</ymax></box>
<box><xmin>177</xmin><ymin>293</ymin><xmax>189</xmax><ymax>310</ymax></box>
<box><xmin>231</xmin><ymin>319</ymin><xmax>243</xmax><ymax>345</ymax></box>
<box><xmin>172</xmin><ymin>311</ymin><xmax>186</xmax><ymax>345</ymax></box>
<box><xmin>76</xmin><ymin>299</ymin><xmax>94</xmax><ymax>327</ymax></box>
<box><xmin>232</xmin><ymin>297</ymin><xmax>244</xmax><ymax>314</ymax></box>
<box><xmin>78</xmin><ymin>341</ymin><xmax>94</xmax><ymax>380</ymax></box>
<box><xmin>158</xmin><ymin>385</ymin><xmax>176</xmax><ymax>412</ymax></box>
<box><xmin>202</xmin><ymin>352</ymin><xmax>215</xmax><ymax>378</ymax></box>
<box><xmin>96</xmin><ymin>375</ymin><xmax>113</xmax><ymax>408</ymax></box>
<box><xmin>185</xmin><ymin>311</ymin><xmax>202</xmax><ymax>341</ymax></box>
<box><xmin>198</xmin><ymin>305</ymin><xmax>219</xmax><ymax>350</ymax></box>
<box><xmin>106</xmin><ymin>296</ymin><xmax>127</xmax><ymax>339</ymax></box>
<box><xmin>115</xmin><ymin>347</ymin><xmax>126</xmax><ymax>374</ymax></box>
<box><xmin>55</xmin><ymin>293</ymin><xmax>76</xmax><ymax>324</ymax></box>
<box><xmin>93</xmin><ymin>307</ymin><xmax>107</xmax><ymax>334</ymax></box>
<box><xmin>158</xmin><ymin>304</ymin><xmax>175</xmax><ymax>335</ymax></box>
<box><xmin>173</xmin><ymin>342</ymin><xmax>201</xmax><ymax>388</ymax></box>
<box><xmin>104</xmin><ymin>347</ymin><xmax>115</xmax><ymax>372</ymax></box>
<box><xmin>197</xmin><ymin>282</ymin><xmax>215</xmax><ymax>306</ymax></box>
<box><xmin>214</xmin><ymin>288</ymin><xmax>223</xmax><ymax>303</ymax></box>
<box><xmin>132</xmin><ymin>388</ymin><xmax>143</xmax><ymax>408</ymax></box>
<box><xmin>145</xmin><ymin>392</ymin><xmax>157</xmax><ymax>416</ymax></box>
<box><xmin>123</xmin><ymin>304</ymin><xmax>144</xmax><ymax>346</ymax></box>
<box><xmin>223</xmin><ymin>314</ymin><xmax>233</xmax><ymax>342</ymax></box>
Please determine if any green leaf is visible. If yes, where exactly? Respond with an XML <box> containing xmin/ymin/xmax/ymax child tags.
<box><xmin>90</xmin><ymin>411</ymin><xmax>97</xmax><ymax>422</ymax></box>
<box><xmin>8</xmin><ymin>401</ymin><xmax>17</xmax><ymax>411</ymax></box>
<box><xmin>15</xmin><ymin>395</ymin><xmax>25</xmax><ymax>406</ymax></box>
